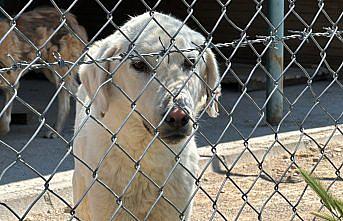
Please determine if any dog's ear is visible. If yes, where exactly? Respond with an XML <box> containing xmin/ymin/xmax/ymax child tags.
<box><xmin>79</xmin><ymin>46</ymin><xmax>119</xmax><ymax>115</ymax></box>
<box><xmin>204</xmin><ymin>49</ymin><xmax>221</xmax><ymax>118</ymax></box>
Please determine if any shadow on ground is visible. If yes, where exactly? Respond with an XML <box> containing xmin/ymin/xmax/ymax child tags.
<box><xmin>0</xmin><ymin>78</ymin><xmax>342</xmax><ymax>184</ymax></box>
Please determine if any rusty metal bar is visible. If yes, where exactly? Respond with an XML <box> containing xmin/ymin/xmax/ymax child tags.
<box><xmin>266</xmin><ymin>0</ymin><xmax>284</xmax><ymax>125</ymax></box>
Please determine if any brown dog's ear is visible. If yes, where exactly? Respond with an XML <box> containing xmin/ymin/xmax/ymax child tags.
<box><xmin>204</xmin><ymin>49</ymin><xmax>221</xmax><ymax>118</ymax></box>
<box><xmin>79</xmin><ymin>46</ymin><xmax>119</xmax><ymax>115</ymax></box>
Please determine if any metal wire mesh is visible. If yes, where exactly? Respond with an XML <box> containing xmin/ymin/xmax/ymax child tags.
<box><xmin>0</xmin><ymin>0</ymin><xmax>342</xmax><ymax>220</ymax></box>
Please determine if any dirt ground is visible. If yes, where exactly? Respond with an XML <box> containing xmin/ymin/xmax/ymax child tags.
<box><xmin>23</xmin><ymin>139</ymin><xmax>343</xmax><ymax>221</ymax></box>
<box><xmin>192</xmin><ymin>139</ymin><xmax>343</xmax><ymax>221</ymax></box>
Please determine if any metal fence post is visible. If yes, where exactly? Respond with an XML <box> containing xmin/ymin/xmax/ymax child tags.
<box><xmin>266</xmin><ymin>0</ymin><xmax>284</xmax><ymax>125</ymax></box>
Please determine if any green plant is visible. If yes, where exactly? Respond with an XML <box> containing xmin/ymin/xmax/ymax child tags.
<box><xmin>299</xmin><ymin>168</ymin><xmax>343</xmax><ymax>221</ymax></box>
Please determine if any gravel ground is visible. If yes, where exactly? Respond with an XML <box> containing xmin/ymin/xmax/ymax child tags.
<box><xmin>192</xmin><ymin>138</ymin><xmax>343</xmax><ymax>221</ymax></box>
<box><xmin>22</xmin><ymin>138</ymin><xmax>343</xmax><ymax>221</ymax></box>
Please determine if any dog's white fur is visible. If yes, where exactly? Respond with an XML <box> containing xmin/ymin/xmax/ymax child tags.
<box><xmin>73</xmin><ymin>12</ymin><xmax>221</xmax><ymax>220</ymax></box>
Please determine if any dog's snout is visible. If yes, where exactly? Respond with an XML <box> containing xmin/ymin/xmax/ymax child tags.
<box><xmin>165</xmin><ymin>107</ymin><xmax>189</xmax><ymax>129</ymax></box>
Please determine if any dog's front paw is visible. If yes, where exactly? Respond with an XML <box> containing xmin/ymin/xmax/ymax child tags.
<box><xmin>43</xmin><ymin>131</ymin><xmax>59</xmax><ymax>139</ymax></box>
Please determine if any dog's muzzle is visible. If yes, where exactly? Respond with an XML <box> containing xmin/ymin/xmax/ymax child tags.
<box><xmin>159</xmin><ymin>105</ymin><xmax>193</xmax><ymax>144</ymax></box>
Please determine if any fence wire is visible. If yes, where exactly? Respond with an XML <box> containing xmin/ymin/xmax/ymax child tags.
<box><xmin>0</xmin><ymin>0</ymin><xmax>342</xmax><ymax>221</ymax></box>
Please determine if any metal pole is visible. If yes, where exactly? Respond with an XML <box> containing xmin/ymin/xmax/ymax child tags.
<box><xmin>266</xmin><ymin>0</ymin><xmax>284</xmax><ymax>125</ymax></box>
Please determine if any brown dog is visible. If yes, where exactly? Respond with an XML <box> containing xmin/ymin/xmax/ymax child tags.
<box><xmin>0</xmin><ymin>7</ymin><xmax>87</xmax><ymax>138</ymax></box>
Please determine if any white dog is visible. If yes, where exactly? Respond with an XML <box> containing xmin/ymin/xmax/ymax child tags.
<box><xmin>73</xmin><ymin>12</ymin><xmax>221</xmax><ymax>221</ymax></box>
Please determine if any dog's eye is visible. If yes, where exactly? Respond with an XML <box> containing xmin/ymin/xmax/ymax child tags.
<box><xmin>131</xmin><ymin>61</ymin><xmax>150</xmax><ymax>73</ymax></box>
<box><xmin>183</xmin><ymin>58</ymin><xmax>196</xmax><ymax>71</ymax></box>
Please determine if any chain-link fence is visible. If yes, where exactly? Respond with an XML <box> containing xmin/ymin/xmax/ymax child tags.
<box><xmin>0</xmin><ymin>0</ymin><xmax>342</xmax><ymax>220</ymax></box>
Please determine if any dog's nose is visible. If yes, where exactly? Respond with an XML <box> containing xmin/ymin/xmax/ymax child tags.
<box><xmin>165</xmin><ymin>107</ymin><xmax>190</xmax><ymax>129</ymax></box>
